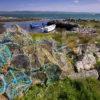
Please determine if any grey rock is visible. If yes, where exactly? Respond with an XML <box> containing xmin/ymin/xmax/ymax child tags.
<box><xmin>76</xmin><ymin>53</ymin><xmax>96</xmax><ymax>72</ymax></box>
<box><xmin>68</xmin><ymin>69</ymin><xmax>99</xmax><ymax>79</ymax></box>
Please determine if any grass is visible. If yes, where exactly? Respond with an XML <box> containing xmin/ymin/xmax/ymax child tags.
<box><xmin>95</xmin><ymin>61</ymin><xmax>100</xmax><ymax>69</ymax></box>
<box><xmin>77</xmin><ymin>20</ymin><xmax>100</xmax><ymax>29</ymax></box>
<box><xmin>31</xmin><ymin>31</ymin><xmax>79</xmax><ymax>45</ymax></box>
<box><xmin>16</xmin><ymin>78</ymin><xmax>100</xmax><ymax>100</ymax></box>
<box><xmin>31</xmin><ymin>33</ymin><xmax>52</xmax><ymax>41</ymax></box>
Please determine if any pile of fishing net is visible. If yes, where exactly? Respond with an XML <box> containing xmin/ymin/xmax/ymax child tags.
<box><xmin>0</xmin><ymin>25</ymin><xmax>62</xmax><ymax>99</ymax></box>
<box><xmin>0</xmin><ymin>25</ymin><xmax>33</xmax><ymax>99</ymax></box>
<box><xmin>0</xmin><ymin>44</ymin><xmax>32</xmax><ymax>99</ymax></box>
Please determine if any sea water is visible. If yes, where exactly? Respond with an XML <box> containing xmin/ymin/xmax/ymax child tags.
<box><xmin>0</xmin><ymin>11</ymin><xmax>100</xmax><ymax>20</ymax></box>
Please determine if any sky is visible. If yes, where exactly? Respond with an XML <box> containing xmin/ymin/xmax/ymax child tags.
<box><xmin>0</xmin><ymin>0</ymin><xmax>100</xmax><ymax>12</ymax></box>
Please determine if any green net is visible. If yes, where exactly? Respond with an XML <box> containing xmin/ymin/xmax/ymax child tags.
<box><xmin>0</xmin><ymin>44</ymin><xmax>12</xmax><ymax>68</ymax></box>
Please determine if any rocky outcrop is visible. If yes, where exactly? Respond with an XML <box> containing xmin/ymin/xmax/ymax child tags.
<box><xmin>47</xmin><ymin>20</ymin><xmax>78</xmax><ymax>31</ymax></box>
<box><xmin>75</xmin><ymin>44</ymin><xmax>100</xmax><ymax>72</ymax></box>
<box><xmin>76</xmin><ymin>53</ymin><xmax>96</xmax><ymax>72</ymax></box>
<box><xmin>68</xmin><ymin>69</ymin><xmax>99</xmax><ymax>79</ymax></box>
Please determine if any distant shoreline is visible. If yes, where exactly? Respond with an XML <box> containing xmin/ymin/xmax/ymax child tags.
<box><xmin>0</xmin><ymin>18</ymin><xmax>100</xmax><ymax>23</ymax></box>
<box><xmin>0</xmin><ymin>17</ymin><xmax>43</xmax><ymax>23</ymax></box>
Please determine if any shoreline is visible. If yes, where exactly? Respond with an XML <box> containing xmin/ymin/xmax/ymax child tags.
<box><xmin>0</xmin><ymin>17</ymin><xmax>100</xmax><ymax>34</ymax></box>
<box><xmin>0</xmin><ymin>15</ymin><xmax>100</xmax><ymax>23</ymax></box>
<box><xmin>0</xmin><ymin>18</ymin><xmax>42</xmax><ymax>23</ymax></box>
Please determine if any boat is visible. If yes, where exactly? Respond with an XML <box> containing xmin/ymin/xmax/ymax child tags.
<box><xmin>30</xmin><ymin>22</ymin><xmax>56</xmax><ymax>33</ymax></box>
<box><xmin>30</xmin><ymin>24</ymin><xmax>41</xmax><ymax>29</ymax></box>
<box><xmin>30</xmin><ymin>22</ymin><xmax>47</xmax><ymax>29</ymax></box>
<box><xmin>42</xmin><ymin>24</ymin><xmax>56</xmax><ymax>33</ymax></box>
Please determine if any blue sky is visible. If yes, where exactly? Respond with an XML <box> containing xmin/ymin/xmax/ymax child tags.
<box><xmin>0</xmin><ymin>0</ymin><xmax>100</xmax><ymax>12</ymax></box>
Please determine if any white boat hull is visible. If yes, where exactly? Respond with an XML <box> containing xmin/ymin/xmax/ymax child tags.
<box><xmin>42</xmin><ymin>24</ymin><xmax>56</xmax><ymax>32</ymax></box>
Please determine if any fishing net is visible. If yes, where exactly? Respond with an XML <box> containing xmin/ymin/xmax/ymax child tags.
<box><xmin>39</xmin><ymin>63</ymin><xmax>62</xmax><ymax>85</ymax></box>
<box><xmin>0</xmin><ymin>44</ymin><xmax>12</xmax><ymax>68</ymax></box>
<box><xmin>12</xmin><ymin>54</ymin><xmax>30</xmax><ymax>70</ymax></box>
<box><xmin>0</xmin><ymin>74</ymin><xmax>6</xmax><ymax>94</ymax></box>
<box><xmin>4</xmin><ymin>69</ymin><xmax>32</xmax><ymax>99</ymax></box>
<box><xmin>0</xmin><ymin>26</ymin><xmax>63</xmax><ymax>99</ymax></box>
<box><xmin>30</xmin><ymin>63</ymin><xmax>62</xmax><ymax>85</ymax></box>
<box><xmin>0</xmin><ymin>32</ymin><xmax>32</xmax><ymax>99</ymax></box>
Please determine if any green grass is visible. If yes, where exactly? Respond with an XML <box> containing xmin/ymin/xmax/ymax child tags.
<box><xmin>77</xmin><ymin>20</ymin><xmax>100</xmax><ymax>29</ymax></box>
<box><xmin>95</xmin><ymin>61</ymin><xmax>100</xmax><ymax>69</ymax></box>
<box><xmin>16</xmin><ymin>78</ymin><xmax>100</xmax><ymax>100</ymax></box>
<box><xmin>31</xmin><ymin>33</ymin><xmax>52</xmax><ymax>41</ymax></box>
<box><xmin>31</xmin><ymin>32</ymin><xmax>79</xmax><ymax>46</ymax></box>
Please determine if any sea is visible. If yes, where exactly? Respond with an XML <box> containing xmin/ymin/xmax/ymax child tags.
<box><xmin>0</xmin><ymin>11</ymin><xmax>100</xmax><ymax>20</ymax></box>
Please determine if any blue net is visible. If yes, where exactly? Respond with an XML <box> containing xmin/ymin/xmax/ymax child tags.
<box><xmin>5</xmin><ymin>69</ymin><xmax>32</xmax><ymax>99</ymax></box>
<box><xmin>0</xmin><ymin>68</ymin><xmax>32</xmax><ymax>99</ymax></box>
